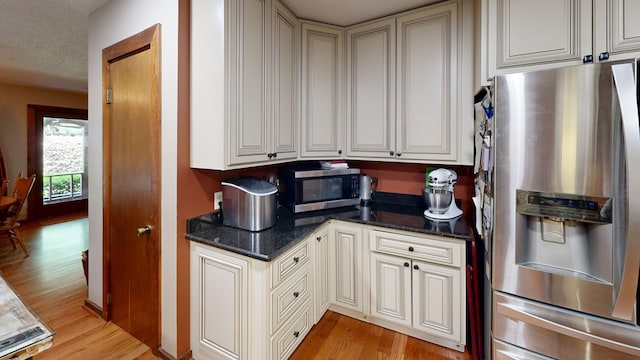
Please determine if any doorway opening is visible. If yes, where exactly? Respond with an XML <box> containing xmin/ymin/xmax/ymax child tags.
<box><xmin>28</xmin><ymin>105</ymin><xmax>88</xmax><ymax>219</ymax></box>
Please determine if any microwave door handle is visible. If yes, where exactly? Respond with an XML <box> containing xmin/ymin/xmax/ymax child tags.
<box><xmin>611</xmin><ymin>63</ymin><xmax>640</xmax><ymax>321</ymax></box>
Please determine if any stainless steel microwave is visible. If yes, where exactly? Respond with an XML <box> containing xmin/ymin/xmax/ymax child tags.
<box><xmin>279</xmin><ymin>166</ymin><xmax>360</xmax><ymax>213</ymax></box>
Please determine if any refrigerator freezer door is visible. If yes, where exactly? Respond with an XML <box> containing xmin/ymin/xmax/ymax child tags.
<box><xmin>494</xmin><ymin>291</ymin><xmax>640</xmax><ymax>359</ymax></box>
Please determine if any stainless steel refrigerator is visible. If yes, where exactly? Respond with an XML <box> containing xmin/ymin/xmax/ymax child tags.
<box><xmin>491</xmin><ymin>58</ymin><xmax>640</xmax><ymax>359</ymax></box>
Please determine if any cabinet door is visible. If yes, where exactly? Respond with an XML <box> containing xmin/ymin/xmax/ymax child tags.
<box><xmin>396</xmin><ymin>2</ymin><xmax>460</xmax><ymax>162</ymax></box>
<box><xmin>300</xmin><ymin>22</ymin><xmax>345</xmax><ymax>158</ymax></box>
<box><xmin>271</xmin><ymin>0</ymin><xmax>298</xmax><ymax>161</ymax></box>
<box><xmin>346</xmin><ymin>18</ymin><xmax>396</xmax><ymax>158</ymax></box>
<box><xmin>191</xmin><ymin>244</ymin><xmax>248</xmax><ymax>360</ymax></box>
<box><xmin>314</xmin><ymin>227</ymin><xmax>330</xmax><ymax>322</ymax></box>
<box><xmin>228</xmin><ymin>0</ymin><xmax>270</xmax><ymax>166</ymax></box>
<box><xmin>485</xmin><ymin>0</ymin><xmax>591</xmax><ymax>77</ymax></box>
<box><xmin>412</xmin><ymin>259</ymin><xmax>462</xmax><ymax>343</ymax></box>
<box><xmin>593</xmin><ymin>0</ymin><xmax>640</xmax><ymax>62</ymax></box>
<box><xmin>369</xmin><ymin>252</ymin><xmax>412</xmax><ymax>327</ymax></box>
<box><xmin>330</xmin><ymin>223</ymin><xmax>362</xmax><ymax>312</ymax></box>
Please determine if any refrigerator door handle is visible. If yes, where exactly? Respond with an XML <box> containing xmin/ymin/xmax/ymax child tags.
<box><xmin>611</xmin><ymin>63</ymin><xmax>640</xmax><ymax>321</ymax></box>
<box><xmin>497</xmin><ymin>302</ymin><xmax>640</xmax><ymax>356</ymax></box>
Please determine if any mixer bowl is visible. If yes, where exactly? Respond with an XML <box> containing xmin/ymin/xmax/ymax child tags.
<box><xmin>423</xmin><ymin>188</ymin><xmax>453</xmax><ymax>214</ymax></box>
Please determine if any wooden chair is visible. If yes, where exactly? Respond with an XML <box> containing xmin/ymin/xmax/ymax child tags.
<box><xmin>0</xmin><ymin>173</ymin><xmax>36</xmax><ymax>256</ymax></box>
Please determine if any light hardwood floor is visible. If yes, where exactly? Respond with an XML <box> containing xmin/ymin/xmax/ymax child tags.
<box><xmin>1</xmin><ymin>214</ymin><xmax>473</xmax><ymax>360</ymax></box>
<box><xmin>0</xmin><ymin>213</ymin><xmax>155</xmax><ymax>360</ymax></box>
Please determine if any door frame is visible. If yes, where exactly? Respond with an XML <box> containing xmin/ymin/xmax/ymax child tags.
<box><xmin>102</xmin><ymin>23</ymin><xmax>161</xmax><ymax>336</ymax></box>
<box><xmin>27</xmin><ymin>105</ymin><xmax>89</xmax><ymax>219</ymax></box>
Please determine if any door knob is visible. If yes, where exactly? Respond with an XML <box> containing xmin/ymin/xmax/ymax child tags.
<box><xmin>137</xmin><ymin>225</ymin><xmax>152</xmax><ymax>236</ymax></box>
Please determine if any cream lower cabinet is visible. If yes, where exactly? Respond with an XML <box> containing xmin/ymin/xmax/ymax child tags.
<box><xmin>191</xmin><ymin>237</ymin><xmax>314</xmax><ymax>360</ymax></box>
<box><xmin>312</xmin><ymin>224</ymin><xmax>331</xmax><ymax>322</ymax></box>
<box><xmin>190</xmin><ymin>243</ymin><xmax>249</xmax><ymax>360</ymax></box>
<box><xmin>329</xmin><ymin>222</ymin><xmax>363</xmax><ymax>315</ymax></box>
<box><xmin>369</xmin><ymin>229</ymin><xmax>465</xmax><ymax>351</ymax></box>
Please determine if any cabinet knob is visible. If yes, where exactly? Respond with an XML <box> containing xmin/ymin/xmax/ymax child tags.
<box><xmin>408</xmin><ymin>246</ymin><xmax>414</xmax><ymax>252</ymax></box>
<box><xmin>293</xmin><ymin>256</ymin><xmax>299</xmax><ymax>263</ymax></box>
<box><xmin>293</xmin><ymin>331</ymin><xmax>300</xmax><ymax>338</ymax></box>
<box><xmin>316</xmin><ymin>236</ymin><xmax>321</xmax><ymax>241</ymax></box>
<box><xmin>293</xmin><ymin>291</ymin><xmax>299</xmax><ymax>298</ymax></box>
<box><xmin>389</xmin><ymin>151</ymin><xmax>395</xmax><ymax>156</ymax></box>
<box><xmin>413</xmin><ymin>264</ymin><xmax>419</xmax><ymax>270</ymax></box>
<box><xmin>599</xmin><ymin>52</ymin><xmax>610</xmax><ymax>61</ymax></box>
<box><xmin>404</xmin><ymin>262</ymin><xmax>410</xmax><ymax>267</ymax></box>
<box><xmin>582</xmin><ymin>55</ymin><xmax>593</xmax><ymax>63</ymax></box>
<box><xmin>267</xmin><ymin>153</ymin><xmax>273</xmax><ymax>159</ymax></box>
<box><xmin>273</xmin><ymin>152</ymin><xmax>278</xmax><ymax>158</ymax></box>
<box><xmin>338</xmin><ymin>150</ymin><xmax>342</xmax><ymax>155</ymax></box>
<box><xmin>396</xmin><ymin>152</ymin><xmax>402</xmax><ymax>157</ymax></box>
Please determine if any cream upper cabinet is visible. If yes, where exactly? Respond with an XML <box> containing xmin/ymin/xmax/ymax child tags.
<box><xmin>271</xmin><ymin>0</ymin><xmax>299</xmax><ymax>162</ymax></box>
<box><xmin>300</xmin><ymin>22</ymin><xmax>345</xmax><ymax>159</ymax></box>
<box><xmin>191</xmin><ymin>0</ymin><xmax>298</xmax><ymax>169</ymax></box>
<box><xmin>346</xmin><ymin>18</ymin><xmax>396</xmax><ymax>159</ymax></box>
<box><xmin>593</xmin><ymin>0</ymin><xmax>640</xmax><ymax>62</ymax></box>
<box><xmin>346</xmin><ymin>0</ymin><xmax>474</xmax><ymax>165</ymax></box>
<box><xmin>396</xmin><ymin>1</ymin><xmax>472</xmax><ymax>164</ymax></box>
<box><xmin>479</xmin><ymin>0</ymin><xmax>640</xmax><ymax>85</ymax></box>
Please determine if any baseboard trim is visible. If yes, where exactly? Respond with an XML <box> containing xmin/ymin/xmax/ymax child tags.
<box><xmin>83</xmin><ymin>299</ymin><xmax>102</xmax><ymax>318</ymax></box>
<box><xmin>158</xmin><ymin>348</ymin><xmax>192</xmax><ymax>360</ymax></box>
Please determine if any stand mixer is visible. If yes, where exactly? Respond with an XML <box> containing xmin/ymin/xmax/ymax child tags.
<box><xmin>423</xmin><ymin>168</ymin><xmax>463</xmax><ymax>220</ymax></box>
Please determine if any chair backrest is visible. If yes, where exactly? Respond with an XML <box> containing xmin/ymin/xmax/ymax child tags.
<box><xmin>5</xmin><ymin>172</ymin><xmax>36</xmax><ymax>225</ymax></box>
<box><xmin>0</xmin><ymin>179</ymin><xmax>7</xmax><ymax>198</ymax></box>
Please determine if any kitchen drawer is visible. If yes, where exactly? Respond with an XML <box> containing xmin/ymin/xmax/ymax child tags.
<box><xmin>369</xmin><ymin>229</ymin><xmax>463</xmax><ymax>267</ymax></box>
<box><xmin>271</xmin><ymin>298</ymin><xmax>313</xmax><ymax>360</ymax></box>
<box><xmin>271</xmin><ymin>263</ymin><xmax>312</xmax><ymax>334</ymax></box>
<box><xmin>272</xmin><ymin>238</ymin><xmax>311</xmax><ymax>289</ymax></box>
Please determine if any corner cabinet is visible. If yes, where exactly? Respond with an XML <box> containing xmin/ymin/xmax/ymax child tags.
<box><xmin>300</xmin><ymin>22</ymin><xmax>345</xmax><ymax>159</ymax></box>
<box><xmin>346</xmin><ymin>0</ymin><xmax>474</xmax><ymax>165</ymax></box>
<box><xmin>478</xmin><ymin>0</ymin><xmax>640</xmax><ymax>85</ymax></box>
<box><xmin>191</xmin><ymin>0</ymin><xmax>298</xmax><ymax>170</ymax></box>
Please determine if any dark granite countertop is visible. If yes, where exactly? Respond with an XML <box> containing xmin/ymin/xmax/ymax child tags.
<box><xmin>186</xmin><ymin>192</ymin><xmax>472</xmax><ymax>261</ymax></box>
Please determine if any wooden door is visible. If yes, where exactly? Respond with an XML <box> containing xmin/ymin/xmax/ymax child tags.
<box><xmin>102</xmin><ymin>24</ymin><xmax>161</xmax><ymax>353</ymax></box>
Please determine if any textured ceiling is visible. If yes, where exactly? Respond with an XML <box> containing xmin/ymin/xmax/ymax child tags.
<box><xmin>0</xmin><ymin>0</ymin><xmax>438</xmax><ymax>93</ymax></box>
<box><xmin>0</xmin><ymin>0</ymin><xmax>109</xmax><ymax>93</ymax></box>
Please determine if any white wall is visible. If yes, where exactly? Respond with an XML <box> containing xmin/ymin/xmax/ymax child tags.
<box><xmin>88</xmin><ymin>0</ymin><xmax>178</xmax><ymax>356</ymax></box>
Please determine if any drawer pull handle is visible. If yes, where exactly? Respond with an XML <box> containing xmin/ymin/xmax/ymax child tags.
<box><xmin>404</xmin><ymin>262</ymin><xmax>410</xmax><ymax>267</ymax></box>
<box><xmin>293</xmin><ymin>291</ymin><xmax>299</xmax><ymax>298</ymax></box>
<box><xmin>408</xmin><ymin>246</ymin><xmax>414</xmax><ymax>252</ymax></box>
<box><xmin>293</xmin><ymin>331</ymin><xmax>300</xmax><ymax>337</ymax></box>
<box><xmin>413</xmin><ymin>264</ymin><xmax>419</xmax><ymax>270</ymax></box>
<box><xmin>293</xmin><ymin>256</ymin><xmax>299</xmax><ymax>263</ymax></box>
